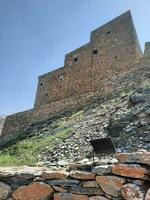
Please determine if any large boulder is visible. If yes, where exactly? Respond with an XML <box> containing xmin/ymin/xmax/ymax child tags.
<box><xmin>12</xmin><ymin>182</ymin><xmax>54</xmax><ymax>200</ymax></box>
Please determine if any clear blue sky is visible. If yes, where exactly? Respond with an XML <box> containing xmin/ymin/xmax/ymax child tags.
<box><xmin>0</xmin><ymin>0</ymin><xmax>149</xmax><ymax>116</ymax></box>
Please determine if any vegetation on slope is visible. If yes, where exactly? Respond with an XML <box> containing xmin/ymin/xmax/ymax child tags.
<box><xmin>0</xmin><ymin>81</ymin><xmax>149</xmax><ymax>167</ymax></box>
<box><xmin>0</xmin><ymin>126</ymin><xmax>73</xmax><ymax>166</ymax></box>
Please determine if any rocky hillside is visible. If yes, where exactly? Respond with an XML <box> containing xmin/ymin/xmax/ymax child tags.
<box><xmin>0</xmin><ymin>116</ymin><xmax>5</xmax><ymax>135</ymax></box>
<box><xmin>0</xmin><ymin>83</ymin><xmax>149</xmax><ymax>167</ymax></box>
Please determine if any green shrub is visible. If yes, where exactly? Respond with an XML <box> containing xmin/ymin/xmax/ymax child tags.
<box><xmin>0</xmin><ymin>127</ymin><xmax>73</xmax><ymax>166</ymax></box>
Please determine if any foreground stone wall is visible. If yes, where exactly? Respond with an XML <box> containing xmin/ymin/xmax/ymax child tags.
<box><xmin>1</xmin><ymin>109</ymin><xmax>33</xmax><ymax>140</ymax></box>
<box><xmin>0</xmin><ymin>152</ymin><xmax>149</xmax><ymax>200</ymax></box>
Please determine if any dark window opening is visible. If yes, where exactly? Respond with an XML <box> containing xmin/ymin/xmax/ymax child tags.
<box><xmin>40</xmin><ymin>82</ymin><xmax>43</xmax><ymax>86</ymax></box>
<box><xmin>101</xmin><ymin>77</ymin><xmax>103</xmax><ymax>80</ymax></box>
<box><xmin>79</xmin><ymin>84</ymin><xmax>81</xmax><ymax>87</ymax></box>
<box><xmin>92</xmin><ymin>49</ymin><xmax>98</xmax><ymax>55</ymax></box>
<box><xmin>59</xmin><ymin>75</ymin><xmax>64</xmax><ymax>82</ymax></box>
<box><xmin>73</xmin><ymin>57</ymin><xmax>78</xmax><ymax>63</ymax></box>
<box><xmin>45</xmin><ymin>93</ymin><xmax>49</xmax><ymax>97</ymax></box>
<box><xmin>115</xmin><ymin>55</ymin><xmax>117</xmax><ymax>59</ymax></box>
<box><xmin>101</xmin><ymin>61</ymin><xmax>103</xmax><ymax>64</ymax></box>
<box><xmin>107</xmin><ymin>30</ymin><xmax>111</xmax><ymax>35</ymax></box>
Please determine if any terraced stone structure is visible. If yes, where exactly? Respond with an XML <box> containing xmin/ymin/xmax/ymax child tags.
<box><xmin>1</xmin><ymin>10</ymin><xmax>150</xmax><ymax>140</ymax></box>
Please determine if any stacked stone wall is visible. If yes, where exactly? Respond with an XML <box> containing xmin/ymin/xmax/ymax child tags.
<box><xmin>1</xmin><ymin>10</ymin><xmax>146</xmax><ymax>140</ymax></box>
<box><xmin>0</xmin><ymin>152</ymin><xmax>149</xmax><ymax>199</ymax></box>
<box><xmin>1</xmin><ymin>57</ymin><xmax>150</xmax><ymax>142</ymax></box>
<box><xmin>34</xmin><ymin>11</ymin><xmax>142</xmax><ymax>107</ymax></box>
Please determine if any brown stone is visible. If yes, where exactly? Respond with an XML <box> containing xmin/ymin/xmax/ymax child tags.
<box><xmin>54</xmin><ymin>193</ymin><xmax>88</xmax><ymax>200</ymax></box>
<box><xmin>122</xmin><ymin>183</ymin><xmax>145</xmax><ymax>200</ymax></box>
<box><xmin>96</xmin><ymin>175</ymin><xmax>125</xmax><ymax>197</ymax></box>
<box><xmin>115</xmin><ymin>152</ymin><xmax>150</xmax><ymax>166</ymax></box>
<box><xmin>82</xmin><ymin>181</ymin><xmax>99</xmax><ymax>188</ymax></box>
<box><xmin>89</xmin><ymin>196</ymin><xmax>109</xmax><ymax>200</ymax></box>
<box><xmin>52</xmin><ymin>186</ymin><xmax>67</xmax><ymax>193</ymax></box>
<box><xmin>112</xmin><ymin>164</ymin><xmax>150</xmax><ymax>179</ymax></box>
<box><xmin>41</xmin><ymin>170</ymin><xmax>69</xmax><ymax>180</ymax></box>
<box><xmin>12</xmin><ymin>182</ymin><xmax>54</xmax><ymax>200</ymax></box>
<box><xmin>70</xmin><ymin>170</ymin><xmax>95</xmax><ymax>180</ymax></box>
<box><xmin>145</xmin><ymin>188</ymin><xmax>150</xmax><ymax>200</ymax></box>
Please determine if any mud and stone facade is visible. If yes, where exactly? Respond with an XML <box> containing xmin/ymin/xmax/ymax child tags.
<box><xmin>2</xmin><ymin>10</ymin><xmax>150</xmax><ymax>140</ymax></box>
<box><xmin>34</xmin><ymin>10</ymin><xmax>142</xmax><ymax>107</ymax></box>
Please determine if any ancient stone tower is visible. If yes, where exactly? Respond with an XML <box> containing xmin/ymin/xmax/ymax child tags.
<box><xmin>2</xmin><ymin>10</ymin><xmax>149</xmax><ymax>142</ymax></box>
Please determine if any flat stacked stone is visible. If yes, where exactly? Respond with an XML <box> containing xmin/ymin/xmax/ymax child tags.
<box><xmin>115</xmin><ymin>152</ymin><xmax>150</xmax><ymax>166</ymax></box>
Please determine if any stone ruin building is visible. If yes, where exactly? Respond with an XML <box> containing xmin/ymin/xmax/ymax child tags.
<box><xmin>1</xmin><ymin>10</ymin><xmax>150</xmax><ymax>142</ymax></box>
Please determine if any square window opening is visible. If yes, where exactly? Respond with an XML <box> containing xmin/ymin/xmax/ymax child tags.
<box><xmin>73</xmin><ymin>57</ymin><xmax>78</xmax><ymax>63</ymax></box>
<box><xmin>92</xmin><ymin>49</ymin><xmax>98</xmax><ymax>55</ymax></box>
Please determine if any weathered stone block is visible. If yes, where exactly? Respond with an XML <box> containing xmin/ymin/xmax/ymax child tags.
<box><xmin>47</xmin><ymin>179</ymin><xmax>79</xmax><ymax>187</ymax></box>
<box><xmin>41</xmin><ymin>171</ymin><xmax>69</xmax><ymax>180</ymax></box>
<box><xmin>115</xmin><ymin>152</ymin><xmax>150</xmax><ymax>166</ymax></box>
<box><xmin>92</xmin><ymin>165</ymin><xmax>112</xmax><ymax>175</ymax></box>
<box><xmin>122</xmin><ymin>183</ymin><xmax>146</xmax><ymax>200</ymax></box>
<box><xmin>82</xmin><ymin>181</ymin><xmax>99</xmax><ymax>188</ymax></box>
<box><xmin>112</xmin><ymin>164</ymin><xmax>150</xmax><ymax>180</ymax></box>
<box><xmin>66</xmin><ymin>185</ymin><xmax>104</xmax><ymax>195</ymax></box>
<box><xmin>96</xmin><ymin>175</ymin><xmax>126</xmax><ymax>197</ymax></box>
<box><xmin>54</xmin><ymin>192</ymin><xmax>88</xmax><ymax>200</ymax></box>
<box><xmin>70</xmin><ymin>170</ymin><xmax>95</xmax><ymax>180</ymax></box>
<box><xmin>89</xmin><ymin>196</ymin><xmax>109</xmax><ymax>200</ymax></box>
<box><xmin>52</xmin><ymin>185</ymin><xmax>67</xmax><ymax>193</ymax></box>
<box><xmin>12</xmin><ymin>182</ymin><xmax>54</xmax><ymax>200</ymax></box>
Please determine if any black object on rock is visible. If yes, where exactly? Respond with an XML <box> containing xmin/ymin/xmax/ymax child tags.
<box><xmin>90</xmin><ymin>137</ymin><xmax>116</xmax><ymax>165</ymax></box>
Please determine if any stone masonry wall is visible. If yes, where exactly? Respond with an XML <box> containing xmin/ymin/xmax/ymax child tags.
<box><xmin>1</xmin><ymin>55</ymin><xmax>150</xmax><ymax>144</ymax></box>
<box><xmin>34</xmin><ymin>10</ymin><xmax>142</xmax><ymax>107</ymax></box>
<box><xmin>1</xmin><ymin>10</ymin><xmax>145</xmax><ymax>140</ymax></box>
<box><xmin>0</xmin><ymin>152</ymin><xmax>149</xmax><ymax>200</ymax></box>
<box><xmin>1</xmin><ymin>109</ymin><xmax>33</xmax><ymax>138</ymax></box>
